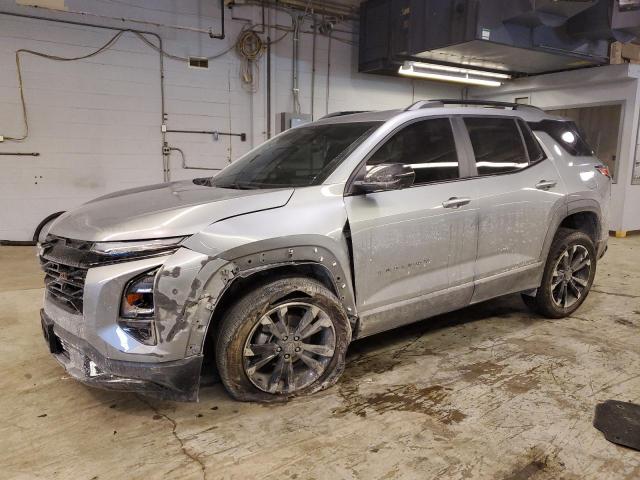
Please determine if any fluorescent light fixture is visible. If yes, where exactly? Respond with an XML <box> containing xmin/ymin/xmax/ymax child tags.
<box><xmin>398</xmin><ymin>61</ymin><xmax>511</xmax><ymax>87</ymax></box>
<box><xmin>409</xmin><ymin>61</ymin><xmax>511</xmax><ymax>79</ymax></box>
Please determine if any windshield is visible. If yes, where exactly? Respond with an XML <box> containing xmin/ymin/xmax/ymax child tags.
<box><xmin>200</xmin><ymin>121</ymin><xmax>381</xmax><ymax>189</ymax></box>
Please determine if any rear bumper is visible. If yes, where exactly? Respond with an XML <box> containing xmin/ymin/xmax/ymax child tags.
<box><xmin>41</xmin><ymin>309</ymin><xmax>202</xmax><ymax>401</ymax></box>
<box><xmin>596</xmin><ymin>238</ymin><xmax>608</xmax><ymax>259</ymax></box>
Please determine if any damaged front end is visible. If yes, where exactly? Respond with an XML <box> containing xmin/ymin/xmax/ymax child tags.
<box><xmin>41</xmin><ymin>309</ymin><xmax>202</xmax><ymax>401</ymax></box>
<box><xmin>38</xmin><ymin>235</ymin><xmax>211</xmax><ymax>401</ymax></box>
<box><xmin>38</xmin><ymin>227</ymin><xmax>356</xmax><ymax>402</ymax></box>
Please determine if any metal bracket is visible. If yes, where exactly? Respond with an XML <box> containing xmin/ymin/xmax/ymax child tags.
<box><xmin>0</xmin><ymin>152</ymin><xmax>40</xmax><ymax>156</ymax></box>
<box><xmin>166</xmin><ymin>128</ymin><xmax>246</xmax><ymax>141</ymax></box>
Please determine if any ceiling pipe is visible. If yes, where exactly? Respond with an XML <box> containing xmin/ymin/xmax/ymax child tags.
<box><xmin>7</xmin><ymin>3</ymin><xmax>225</xmax><ymax>38</ymax></box>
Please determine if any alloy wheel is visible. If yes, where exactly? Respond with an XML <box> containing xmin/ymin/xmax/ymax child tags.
<box><xmin>550</xmin><ymin>244</ymin><xmax>591</xmax><ymax>309</ymax></box>
<box><xmin>242</xmin><ymin>302</ymin><xmax>336</xmax><ymax>394</ymax></box>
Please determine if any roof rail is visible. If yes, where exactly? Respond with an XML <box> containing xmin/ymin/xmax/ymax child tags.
<box><xmin>321</xmin><ymin>111</ymin><xmax>370</xmax><ymax>119</ymax></box>
<box><xmin>405</xmin><ymin>99</ymin><xmax>544</xmax><ymax>113</ymax></box>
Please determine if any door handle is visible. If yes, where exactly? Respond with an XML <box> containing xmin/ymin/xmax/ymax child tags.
<box><xmin>442</xmin><ymin>197</ymin><xmax>471</xmax><ymax>209</ymax></box>
<box><xmin>535</xmin><ymin>180</ymin><xmax>557</xmax><ymax>190</ymax></box>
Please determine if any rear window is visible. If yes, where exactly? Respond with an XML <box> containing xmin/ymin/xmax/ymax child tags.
<box><xmin>527</xmin><ymin>119</ymin><xmax>594</xmax><ymax>157</ymax></box>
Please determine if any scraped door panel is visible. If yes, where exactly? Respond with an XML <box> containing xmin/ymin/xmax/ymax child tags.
<box><xmin>469</xmin><ymin>160</ymin><xmax>566</xmax><ymax>302</ymax></box>
<box><xmin>345</xmin><ymin>184</ymin><xmax>478</xmax><ymax>337</ymax></box>
<box><xmin>460</xmin><ymin>116</ymin><xmax>567</xmax><ymax>303</ymax></box>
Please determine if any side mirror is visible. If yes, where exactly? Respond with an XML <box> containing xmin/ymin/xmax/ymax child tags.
<box><xmin>353</xmin><ymin>163</ymin><xmax>415</xmax><ymax>193</ymax></box>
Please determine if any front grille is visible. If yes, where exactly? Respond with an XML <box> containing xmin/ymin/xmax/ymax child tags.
<box><xmin>41</xmin><ymin>259</ymin><xmax>87</xmax><ymax>314</ymax></box>
<box><xmin>38</xmin><ymin>234</ymin><xmax>176</xmax><ymax>314</ymax></box>
<box><xmin>39</xmin><ymin>235</ymin><xmax>92</xmax><ymax>315</ymax></box>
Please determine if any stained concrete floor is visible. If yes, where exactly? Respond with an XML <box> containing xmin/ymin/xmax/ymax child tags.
<box><xmin>1</xmin><ymin>237</ymin><xmax>639</xmax><ymax>480</ymax></box>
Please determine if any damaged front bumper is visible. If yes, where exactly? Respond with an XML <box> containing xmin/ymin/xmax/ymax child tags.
<box><xmin>40</xmin><ymin>309</ymin><xmax>203</xmax><ymax>401</ymax></box>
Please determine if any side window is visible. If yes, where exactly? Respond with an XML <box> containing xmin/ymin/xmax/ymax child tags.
<box><xmin>367</xmin><ymin>118</ymin><xmax>460</xmax><ymax>184</ymax></box>
<box><xmin>464</xmin><ymin>117</ymin><xmax>529</xmax><ymax>176</ymax></box>
<box><xmin>518</xmin><ymin>119</ymin><xmax>546</xmax><ymax>164</ymax></box>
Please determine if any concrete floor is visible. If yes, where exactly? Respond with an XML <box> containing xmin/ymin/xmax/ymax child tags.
<box><xmin>1</xmin><ymin>237</ymin><xmax>639</xmax><ymax>480</ymax></box>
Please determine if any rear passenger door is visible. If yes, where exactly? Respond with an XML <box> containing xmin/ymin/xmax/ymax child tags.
<box><xmin>458</xmin><ymin>116</ymin><xmax>567</xmax><ymax>303</ymax></box>
<box><xmin>344</xmin><ymin>117</ymin><xmax>478</xmax><ymax>336</ymax></box>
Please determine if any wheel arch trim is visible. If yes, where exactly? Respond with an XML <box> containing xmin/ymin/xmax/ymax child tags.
<box><xmin>540</xmin><ymin>201</ymin><xmax>602</xmax><ymax>268</ymax></box>
<box><xmin>181</xmin><ymin>244</ymin><xmax>357</xmax><ymax>363</ymax></box>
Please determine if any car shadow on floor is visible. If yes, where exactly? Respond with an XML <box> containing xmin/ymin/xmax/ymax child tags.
<box><xmin>345</xmin><ymin>293</ymin><xmax>537</xmax><ymax>366</ymax></box>
<box><xmin>197</xmin><ymin>293</ymin><xmax>541</xmax><ymax>402</ymax></box>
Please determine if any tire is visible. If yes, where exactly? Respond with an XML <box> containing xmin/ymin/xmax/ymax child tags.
<box><xmin>215</xmin><ymin>276</ymin><xmax>351</xmax><ymax>402</ymax></box>
<box><xmin>522</xmin><ymin>228</ymin><xmax>597</xmax><ymax>318</ymax></box>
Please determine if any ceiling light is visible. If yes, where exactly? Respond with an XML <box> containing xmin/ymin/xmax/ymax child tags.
<box><xmin>398</xmin><ymin>62</ymin><xmax>510</xmax><ymax>87</ymax></box>
<box><xmin>408</xmin><ymin>61</ymin><xmax>511</xmax><ymax>79</ymax></box>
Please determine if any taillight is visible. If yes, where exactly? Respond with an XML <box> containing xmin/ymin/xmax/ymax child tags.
<box><xmin>595</xmin><ymin>165</ymin><xmax>611</xmax><ymax>179</ymax></box>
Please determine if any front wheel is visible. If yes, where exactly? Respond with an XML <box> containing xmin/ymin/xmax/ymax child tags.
<box><xmin>522</xmin><ymin>228</ymin><xmax>597</xmax><ymax>318</ymax></box>
<box><xmin>215</xmin><ymin>276</ymin><xmax>351</xmax><ymax>402</ymax></box>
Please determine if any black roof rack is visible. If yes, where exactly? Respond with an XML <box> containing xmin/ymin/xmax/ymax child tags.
<box><xmin>321</xmin><ymin>111</ymin><xmax>370</xmax><ymax>119</ymax></box>
<box><xmin>405</xmin><ymin>99</ymin><xmax>544</xmax><ymax>112</ymax></box>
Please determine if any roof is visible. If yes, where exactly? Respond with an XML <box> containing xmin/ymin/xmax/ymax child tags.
<box><xmin>315</xmin><ymin>99</ymin><xmax>559</xmax><ymax>125</ymax></box>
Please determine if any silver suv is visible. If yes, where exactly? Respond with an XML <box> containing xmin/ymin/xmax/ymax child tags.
<box><xmin>39</xmin><ymin>100</ymin><xmax>611</xmax><ymax>402</ymax></box>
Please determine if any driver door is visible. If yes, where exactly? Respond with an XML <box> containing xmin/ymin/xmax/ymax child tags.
<box><xmin>344</xmin><ymin>117</ymin><xmax>478</xmax><ymax>337</ymax></box>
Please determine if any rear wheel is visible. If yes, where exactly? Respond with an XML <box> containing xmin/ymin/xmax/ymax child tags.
<box><xmin>522</xmin><ymin>228</ymin><xmax>596</xmax><ymax>318</ymax></box>
<box><xmin>215</xmin><ymin>276</ymin><xmax>351</xmax><ymax>402</ymax></box>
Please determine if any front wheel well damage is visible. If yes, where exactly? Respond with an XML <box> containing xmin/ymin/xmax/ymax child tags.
<box><xmin>200</xmin><ymin>263</ymin><xmax>341</xmax><ymax>378</ymax></box>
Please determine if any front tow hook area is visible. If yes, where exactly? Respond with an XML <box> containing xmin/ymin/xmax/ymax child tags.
<box><xmin>40</xmin><ymin>309</ymin><xmax>63</xmax><ymax>354</ymax></box>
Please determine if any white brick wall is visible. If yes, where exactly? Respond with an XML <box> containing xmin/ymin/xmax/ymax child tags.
<box><xmin>0</xmin><ymin>0</ymin><xmax>461</xmax><ymax>241</ymax></box>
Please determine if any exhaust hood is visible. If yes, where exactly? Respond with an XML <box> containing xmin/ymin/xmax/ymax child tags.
<box><xmin>359</xmin><ymin>0</ymin><xmax>637</xmax><ymax>78</ymax></box>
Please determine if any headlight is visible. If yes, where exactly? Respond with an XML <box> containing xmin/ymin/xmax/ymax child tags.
<box><xmin>92</xmin><ymin>237</ymin><xmax>186</xmax><ymax>258</ymax></box>
<box><xmin>119</xmin><ymin>268</ymin><xmax>159</xmax><ymax>345</ymax></box>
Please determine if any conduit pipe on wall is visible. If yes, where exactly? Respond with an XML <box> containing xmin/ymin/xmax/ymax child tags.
<box><xmin>167</xmin><ymin>146</ymin><xmax>223</xmax><ymax>172</ymax></box>
<box><xmin>311</xmin><ymin>13</ymin><xmax>317</xmax><ymax>119</ymax></box>
<box><xmin>9</xmin><ymin>1</ymin><xmax>225</xmax><ymax>38</ymax></box>
<box><xmin>326</xmin><ymin>30</ymin><xmax>333</xmax><ymax>115</ymax></box>
<box><xmin>0</xmin><ymin>10</ymin><xmax>169</xmax><ymax>180</ymax></box>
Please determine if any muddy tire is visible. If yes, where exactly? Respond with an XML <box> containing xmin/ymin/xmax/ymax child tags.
<box><xmin>215</xmin><ymin>276</ymin><xmax>351</xmax><ymax>402</ymax></box>
<box><xmin>522</xmin><ymin>228</ymin><xmax>596</xmax><ymax>318</ymax></box>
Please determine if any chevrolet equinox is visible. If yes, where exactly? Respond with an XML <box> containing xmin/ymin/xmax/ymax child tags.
<box><xmin>38</xmin><ymin>99</ymin><xmax>611</xmax><ymax>402</ymax></box>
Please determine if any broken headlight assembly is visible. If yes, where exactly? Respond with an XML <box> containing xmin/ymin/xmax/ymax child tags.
<box><xmin>120</xmin><ymin>268</ymin><xmax>159</xmax><ymax>345</ymax></box>
<box><xmin>92</xmin><ymin>236</ymin><xmax>186</xmax><ymax>260</ymax></box>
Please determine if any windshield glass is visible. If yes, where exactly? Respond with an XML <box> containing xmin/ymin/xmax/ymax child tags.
<box><xmin>201</xmin><ymin>121</ymin><xmax>381</xmax><ymax>189</ymax></box>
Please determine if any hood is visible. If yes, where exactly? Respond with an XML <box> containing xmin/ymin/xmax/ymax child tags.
<box><xmin>49</xmin><ymin>180</ymin><xmax>295</xmax><ymax>242</ymax></box>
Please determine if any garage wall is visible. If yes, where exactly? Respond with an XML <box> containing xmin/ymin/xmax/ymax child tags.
<box><xmin>0</xmin><ymin>1</ymin><xmax>461</xmax><ymax>241</ymax></box>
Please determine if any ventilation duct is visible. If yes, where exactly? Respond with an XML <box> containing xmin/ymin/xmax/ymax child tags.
<box><xmin>503</xmin><ymin>0</ymin><xmax>598</xmax><ymax>28</ymax></box>
<box><xmin>568</xmin><ymin>0</ymin><xmax>640</xmax><ymax>42</ymax></box>
<box><xmin>359</xmin><ymin>0</ymin><xmax>635</xmax><ymax>77</ymax></box>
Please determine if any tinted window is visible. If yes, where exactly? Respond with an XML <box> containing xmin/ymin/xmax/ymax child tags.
<box><xmin>527</xmin><ymin>119</ymin><xmax>594</xmax><ymax>157</ymax></box>
<box><xmin>367</xmin><ymin>118</ymin><xmax>459</xmax><ymax>184</ymax></box>
<box><xmin>518</xmin><ymin>119</ymin><xmax>546</xmax><ymax>163</ymax></box>
<box><xmin>464</xmin><ymin>117</ymin><xmax>528</xmax><ymax>175</ymax></box>
<box><xmin>208</xmin><ymin>122</ymin><xmax>381</xmax><ymax>189</ymax></box>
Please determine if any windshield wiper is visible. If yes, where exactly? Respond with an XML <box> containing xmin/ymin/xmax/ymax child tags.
<box><xmin>214</xmin><ymin>180</ymin><xmax>262</xmax><ymax>190</ymax></box>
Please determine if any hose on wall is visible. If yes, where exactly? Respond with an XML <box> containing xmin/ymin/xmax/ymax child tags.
<box><xmin>6</xmin><ymin>29</ymin><xmax>133</xmax><ymax>142</ymax></box>
<box><xmin>0</xmin><ymin>3</ymin><xmax>355</xmax><ymax>181</ymax></box>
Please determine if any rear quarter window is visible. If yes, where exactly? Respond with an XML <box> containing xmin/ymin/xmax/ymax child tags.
<box><xmin>527</xmin><ymin>119</ymin><xmax>594</xmax><ymax>157</ymax></box>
